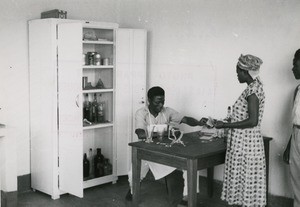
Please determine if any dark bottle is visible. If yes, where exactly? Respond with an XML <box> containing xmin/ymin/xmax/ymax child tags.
<box><xmin>94</xmin><ymin>148</ymin><xmax>104</xmax><ymax>178</ymax></box>
<box><xmin>83</xmin><ymin>94</ymin><xmax>90</xmax><ymax>121</ymax></box>
<box><xmin>103</xmin><ymin>158</ymin><xmax>113</xmax><ymax>175</ymax></box>
<box><xmin>91</xmin><ymin>93</ymin><xmax>98</xmax><ymax>123</ymax></box>
<box><xmin>88</xmin><ymin>148</ymin><xmax>94</xmax><ymax>178</ymax></box>
<box><xmin>97</xmin><ymin>95</ymin><xmax>105</xmax><ymax>123</ymax></box>
<box><xmin>88</xmin><ymin>101</ymin><xmax>93</xmax><ymax>123</ymax></box>
<box><xmin>83</xmin><ymin>153</ymin><xmax>90</xmax><ymax>179</ymax></box>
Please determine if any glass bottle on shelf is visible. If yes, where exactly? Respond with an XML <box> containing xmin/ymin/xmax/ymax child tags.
<box><xmin>83</xmin><ymin>94</ymin><xmax>90</xmax><ymax>121</ymax></box>
<box><xmin>83</xmin><ymin>153</ymin><xmax>90</xmax><ymax>180</ymax></box>
<box><xmin>94</xmin><ymin>148</ymin><xmax>104</xmax><ymax>178</ymax></box>
<box><xmin>97</xmin><ymin>94</ymin><xmax>105</xmax><ymax>123</ymax></box>
<box><xmin>91</xmin><ymin>93</ymin><xmax>98</xmax><ymax>123</ymax></box>
<box><xmin>103</xmin><ymin>158</ymin><xmax>112</xmax><ymax>176</ymax></box>
<box><xmin>88</xmin><ymin>148</ymin><xmax>94</xmax><ymax>179</ymax></box>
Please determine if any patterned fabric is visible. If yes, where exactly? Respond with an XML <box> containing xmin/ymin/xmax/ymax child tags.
<box><xmin>221</xmin><ymin>78</ymin><xmax>266</xmax><ymax>207</ymax></box>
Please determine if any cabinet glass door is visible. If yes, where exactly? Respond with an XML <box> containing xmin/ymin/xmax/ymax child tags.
<box><xmin>57</xmin><ymin>22</ymin><xmax>83</xmax><ymax>198</ymax></box>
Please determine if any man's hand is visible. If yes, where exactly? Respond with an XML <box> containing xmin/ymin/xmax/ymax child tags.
<box><xmin>135</xmin><ymin>129</ymin><xmax>147</xmax><ymax>139</ymax></box>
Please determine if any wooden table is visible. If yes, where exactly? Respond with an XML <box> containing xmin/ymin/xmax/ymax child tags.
<box><xmin>129</xmin><ymin>131</ymin><xmax>272</xmax><ymax>207</ymax></box>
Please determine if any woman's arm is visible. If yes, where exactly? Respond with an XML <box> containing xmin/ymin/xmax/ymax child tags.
<box><xmin>215</xmin><ymin>94</ymin><xmax>259</xmax><ymax>129</ymax></box>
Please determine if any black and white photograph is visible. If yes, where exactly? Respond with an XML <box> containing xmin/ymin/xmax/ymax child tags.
<box><xmin>0</xmin><ymin>1</ymin><xmax>300</xmax><ymax>207</ymax></box>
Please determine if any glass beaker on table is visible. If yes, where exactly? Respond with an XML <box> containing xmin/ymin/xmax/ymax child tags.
<box><xmin>145</xmin><ymin>125</ymin><xmax>154</xmax><ymax>143</ymax></box>
<box><xmin>155</xmin><ymin>124</ymin><xmax>168</xmax><ymax>142</ymax></box>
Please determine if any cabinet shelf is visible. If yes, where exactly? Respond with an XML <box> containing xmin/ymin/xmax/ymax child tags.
<box><xmin>83</xmin><ymin>122</ymin><xmax>113</xmax><ymax>130</ymax></box>
<box><xmin>83</xmin><ymin>65</ymin><xmax>114</xmax><ymax>69</ymax></box>
<box><xmin>83</xmin><ymin>174</ymin><xmax>117</xmax><ymax>189</ymax></box>
<box><xmin>83</xmin><ymin>40</ymin><xmax>114</xmax><ymax>45</ymax></box>
<box><xmin>82</xmin><ymin>89</ymin><xmax>114</xmax><ymax>93</ymax></box>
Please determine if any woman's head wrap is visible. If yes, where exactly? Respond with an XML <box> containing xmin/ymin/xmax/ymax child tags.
<box><xmin>237</xmin><ymin>54</ymin><xmax>263</xmax><ymax>80</ymax></box>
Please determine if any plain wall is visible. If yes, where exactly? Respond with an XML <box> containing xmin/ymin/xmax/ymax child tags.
<box><xmin>0</xmin><ymin>0</ymin><xmax>299</xmax><ymax>198</ymax></box>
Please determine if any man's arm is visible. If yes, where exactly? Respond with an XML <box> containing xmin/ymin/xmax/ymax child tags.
<box><xmin>135</xmin><ymin>108</ymin><xmax>147</xmax><ymax>139</ymax></box>
<box><xmin>181</xmin><ymin>116</ymin><xmax>207</xmax><ymax>126</ymax></box>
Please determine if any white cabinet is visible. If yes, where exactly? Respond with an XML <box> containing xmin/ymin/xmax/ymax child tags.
<box><xmin>29</xmin><ymin>18</ymin><xmax>147</xmax><ymax>199</ymax></box>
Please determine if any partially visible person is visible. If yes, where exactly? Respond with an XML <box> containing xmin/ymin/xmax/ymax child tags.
<box><xmin>283</xmin><ymin>49</ymin><xmax>300</xmax><ymax>207</ymax></box>
<box><xmin>126</xmin><ymin>86</ymin><xmax>207</xmax><ymax>207</ymax></box>
<box><xmin>215</xmin><ymin>54</ymin><xmax>266</xmax><ymax>207</ymax></box>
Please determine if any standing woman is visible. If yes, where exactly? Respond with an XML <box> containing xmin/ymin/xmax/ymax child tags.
<box><xmin>283</xmin><ymin>49</ymin><xmax>300</xmax><ymax>207</ymax></box>
<box><xmin>215</xmin><ymin>54</ymin><xmax>266</xmax><ymax>207</ymax></box>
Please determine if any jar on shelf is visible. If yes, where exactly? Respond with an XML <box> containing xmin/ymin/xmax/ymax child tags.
<box><xmin>103</xmin><ymin>158</ymin><xmax>112</xmax><ymax>175</ymax></box>
<box><xmin>102</xmin><ymin>58</ymin><xmax>109</xmax><ymax>65</ymax></box>
<box><xmin>87</xmin><ymin>52</ymin><xmax>95</xmax><ymax>65</ymax></box>
<box><xmin>94</xmin><ymin>53</ymin><xmax>101</xmax><ymax>65</ymax></box>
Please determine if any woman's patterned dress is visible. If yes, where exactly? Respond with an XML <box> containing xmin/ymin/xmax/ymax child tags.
<box><xmin>221</xmin><ymin>78</ymin><xmax>266</xmax><ymax>207</ymax></box>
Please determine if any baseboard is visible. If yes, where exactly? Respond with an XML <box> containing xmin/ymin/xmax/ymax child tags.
<box><xmin>17</xmin><ymin>174</ymin><xmax>31</xmax><ymax>193</ymax></box>
<box><xmin>197</xmin><ymin>175</ymin><xmax>293</xmax><ymax>207</ymax></box>
<box><xmin>1</xmin><ymin>173</ymin><xmax>30</xmax><ymax>207</ymax></box>
<box><xmin>1</xmin><ymin>191</ymin><xmax>17</xmax><ymax>207</ymax></box>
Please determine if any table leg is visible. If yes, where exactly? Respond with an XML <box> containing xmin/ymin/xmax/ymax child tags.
<box><xmin>132</xmin><ymin>147</ymin><xmax>141</xmax><ymax>207</ymax></box>
<box><xmin>187</xmin><ymin>159</ymin><xmax>198</xmax><ymax>207</ymax></box>
<box><xmin>207</xmin><ymin>167</ymin><xmax>214</xmax><ymax>197</ymax></box>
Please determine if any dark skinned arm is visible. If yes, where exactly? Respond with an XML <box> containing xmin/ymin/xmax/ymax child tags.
<box><xmin>215</xmin><ymin>93</ymin><xmax>259</xmax><ymax>129</ymax></box>
<box><xmin>135</xmin><ymin>128</ymin><xmax>146</xmax><ymax>139</ymax></box>
<box><xmin>181</xmin><ymin>116</ymin><xmax>208</xmax><ymax>127</ymax></box>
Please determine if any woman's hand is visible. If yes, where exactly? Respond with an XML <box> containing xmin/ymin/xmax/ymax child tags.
<box><xmin>198</xmin><ymin>117</ymin><xmax>208</xmax><ymax>126</ymax></box>
<box><xmin>215</xmin><ymin>120</ymin><xmax>224</xmax><ymax>129</ymax></box>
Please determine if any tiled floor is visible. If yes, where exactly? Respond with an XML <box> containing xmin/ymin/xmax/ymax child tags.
<box><xmin>18</xmin><ymin>176</ymin><xmax>227</xmax><ymax>207</ymax></box>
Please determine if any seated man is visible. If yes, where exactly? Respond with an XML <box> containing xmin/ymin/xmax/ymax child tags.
<box><xmin>126</xmin><ymin>86</ymin><xmax>207</xmax><ymax>206</ymax></box>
